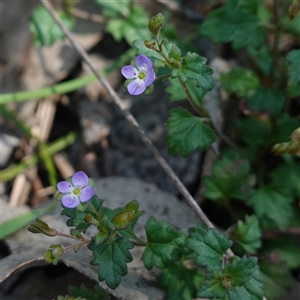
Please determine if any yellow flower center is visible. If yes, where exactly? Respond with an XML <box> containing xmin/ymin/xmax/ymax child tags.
<box><xmin>138</xmin><ymin>72</ymin><xmax>146</xmax><ymax>79</ymax></box>
<box><xmin>73</xmin><ymin>188</ymin><xmax>81</xmax><ymax>195</ymax></box>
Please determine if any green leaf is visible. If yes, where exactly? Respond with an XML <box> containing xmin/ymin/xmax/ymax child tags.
<box><xmin>94</xmin><ymin>0</ymin><xmax>131</xmax><ymax>18</ymax></box>
<box><xmin>203</xmin><ymin>150</ymin><xmax>254</xmax><ymax>201</ymax></box>
<box><xmin>199</xmin><ymin>2</ymin><xmax>266</xmax><ymax>50</ymax></box>
<box><xmin>198</xmin><ymin>256</ymin><xmax>263</xmax><ymax>300</ymax></box>
<box><xmin>29</xmin><ymin>5</ymin><xmax>75</xmax><ymax>46</ymax></box>
<box><xmin>148</xmin><ymin>13</ymin><xmax>164</xmax><ymax>36</ymax></box>
<box><xmin>61</xmin><ymin>196</ymin><xmax>104</xmax><ymax>233</ymax></box>
<box><xmin>106</xmin><ymin>6</ymin><xmax>151</xmax><ymax>44</ymax></box>
<box><xmin>247</xmin><ymin>185</ymin><xmax>294</xmax><ymax>230</ymax></box>
<box><xmin>271</xmin><ymin>156</ymin><xmax>300</xmax><ymax>197</ymax></box>
<box><xmin>165</xmin><ymin>108</ymin><xmax>215</xmax><ymax>157</ymax></box>
<box><xmin>141</xmin><ymin>217</ymin><xmax>186</xmax><ymax>270</ymax></box>
<box><xmin>158</xmin><ymin>261</ymin><xmax>205</xmax><ymax>300</ymax></box>
<box><xmin>227</xmin><ymin>258</ymin><xmax>263</xmax><ymax>300</ymax></box>
<box><xmin>198</xmin><ymin>271</ymin><xmax>228</xmax><ymax>299</ymax></box>
<box><xmin>68</xmin><ymin>284</ymin><xmax>109</xmax><ymax>300</ymax></box>
<box><xmin>247</xmin><ymin>45</ymin><xmax>272</xmax><ymax>76</ymax></box>
<box><xmin>233</xmin><ymin>215</ymin><xmax>262</xmax><ymax>254</ymax></box>
<box><xmin>187</xmin><ymin>224</ymin><xmax>232</xmax><ymax>272</ymax></box>
<box><xmin>245</xmin><ymin>86</ymin><xmax>285</xmax><ymax>116</ymax></box>
<box><xmin>223</xmin><ymin>256</ymin><xmax>258</xmax><ymax>287</ymax></box>
<box><xmin>220</xmin><ymin>68</ymin><xmax>260</xmax><ymax>97</ymax></box>
<box><xmin>133</xmin><ymin>39</ymin><xmax>166</xmax><ymax>68</ymax></box>
<box><xmin>236</xmin><ymin>116</ymin><xmax>272</xmax><ymax>157</ymax></box>
<box><xmin>166</xmin><ymin>78</ymin><xmax>206</xmax><ymax>107</ymax></box>
<box><xmin>286</xmin><ymin>49</ymin><xmax>300</xmax><ymax>97</ymax></box>
<box><xmin>171</xmin><ymin>52</ymin><xmax>214</xmax><ymax>91</ymax></box>
<box><xmin>162</xmin><ymin>40</ymin><xmax>182</xmax><ymax>64</ymax></box>
<box><xmin>260</xmin><ymin>261</ymin><xmax>291</xmax><ymax>300</ymax></box>
<box><xmin>89</xmin><ymin>236</ymin><xmax>133</xmax><ymax>289</ymax></box>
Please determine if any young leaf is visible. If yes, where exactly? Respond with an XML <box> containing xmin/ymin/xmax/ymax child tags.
<box><xmin>171</xmin><ymin>52</ymin><xmax>214</xmax><ymax>91</ymax></box>
<box><xmin>68</xmin><ymin>284</ymin><xmax>109</xmax><ymax>300</ymax></box>
<box><xmin>223</xmin><ymin>256</ymin><xmax>258</xmax><ymax>287</ymax></box>
<box><xmin>165</xmin><ymin>108</ymin><xmax>215</xmax><ymax>157</ymax></box>
<box><xmin>247</xmin><ymin>185</ymin><xmax>294</xmax><ymax>230</ymax></box>
<box><xmin>89</xmin><ymin>236</ymin><xmax>134</xmax><ymax>289</ymax></box>
<box><xmin>199</xmin><ymin>2</ymin><xmax>266</xmax><ymax>50</ymax></box>
<box><xmin>220</xmin><ymin>68</ymin><xmax>260</xmax><ymax>97</ymax></box>
<box><xmin>203</xmin><ymin>150</ymin><xmax>253</xmax><ymax>201</ymax></box>
<box><xmin>158</xmin><ymin>261</ymin><xmax>205</xmax><ymax>300</ymax></box>
<box><xmin>29</xmin><ymin>5</ymin><xmax>75</xmax><ymax>47</ymax></box>
<box><xmin>141</xmin><ymin>217</ymin><xmax>186</xmax><ymax>270</ymax></box>
<box><xmin>133</xmin><ymin>39</ymin><xmax>166</xmax><ymax>68</ymax></box>
<box><xmin>197</xmin><ymin>271</ymin><xmax>228</xmax><ymax>299</ymax></box>
<box><xmin>227</xmin><ymin>257</ymin><xmax>263</xmax><ymax>300</ymax></box>
<box><xmin>286</xmin><ymin>49</ymin><xmax>300</xmax><ymax>97</ymax></box>
<box><xmin>233</xmin><ymin>215</ymin><xmax>262</xmax><ymax>254</ymax></box>
<box><xmin>61</xmin><ymin>196</ymin><xmax>104</xmax><ymax>232</ymax></box>
<box><xmin>187</xmin><ymin>224</ymin><xmax>232</xmax><ymax>272</ymax></box>
<box><xmin>245</xmin><ymin>86</ymin><xmax>285</xmax><ymax>116</ymax></box>
<box><xmin>162</xmin><ymin>40</ymin><xmax>182</xmax><ymax>64</ymax></box>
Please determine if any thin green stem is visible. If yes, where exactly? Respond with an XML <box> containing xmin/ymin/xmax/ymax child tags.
<box><xmin>87</xmin><ymin>202</ymin><xmax>102</xmax><ymax>220</ymax></box>
<box><xmin>130</xmin><ymin>238</ymin><xmax>147</xmax><ymax>247</ymax></box>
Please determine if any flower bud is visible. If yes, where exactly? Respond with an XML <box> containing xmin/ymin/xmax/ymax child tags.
<box><xmin>148</xmin><ymin>13</ymin><xmax>164</xmax><ymax>36</ymax></box>
<box><xmin>27</xmin><ymin>218</ymin><xmax>57</xmax><ymax>236</ymax></box>
<box><xmin>44</xmin><ymin>244</ymin><xmax>64</xmax><ymax>265</ymax></box>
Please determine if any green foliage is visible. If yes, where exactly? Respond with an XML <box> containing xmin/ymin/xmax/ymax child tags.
<box><xmin>165</xmin><ymin>108</ymin><xmax>215</xmax><ymax>156</ymax></box>
<box><xmin>187</xmin><ymin>224</ymin><xmax>232</xmax><ymax>272</ymax></box>
<box><xmin>198</xmin><ymin>256</ymin><xmax>263</xmax><ymax>300</ymax></box>
<box><xmin>247</xmin><ymin>185</ymin><xmax>294</xmax><ymax>230</ymax></box>
<box><xmin>158</xmin><ymin>261</ymin><xmax>205</xmax><ymax>300</ymax></box>
<box><xmin>141</xmin><ymin>217</ymin><xmax>186</xmax><ymax>269</ymax></box>
<box><xmin>245</xmin><ymin>86</ymin><xmax>285</xmax><ymax>116</ymax></box>
<box><xmin>233</xmin><ymin>215</ymin><xmax>262</xmax><ymax>254</ymax></box>
<box><xmin>286</xmin><ymin>49</ymin><xmax>300</xmax><ymax>97</ymax></box>
<box><xmin>89</xmin><ymin>236</ymin><xmax>133</xmax><ymax>289</ymax></box>
<box><xmin>166</xmin><ymin>78</ymin><xmax>206</xmax><ymax>106</ymax></box>
<box><xmin>68</xmin><ymin>284</ymin><xmax>109</xmax><ymax>300</ymax></box>
<box><xmin>199</xmin><ymin>0</ymin><xmax>266</xmax><ymax>50</ymax></box>
<box><xmin>61</xmin><ymin>196</ymin><xmax>104</xmax><ymax>232</ymax></box>
<box><xmin>220</xmin><ymin>68</ymin><xmax>260</xmax><ymax>97</ymax></box>
<box><xmin>104</xmin><ymin>6</ymin><xmax>151</xmax><ymax>44</ymax></box>
<box><xmin>203</xmin><ymin>150</ymin><xmax>253</xmax><ymax>201</ymax></box>
<box><xmin>94</xmin><ymin>0</ymin><xmax>131</xmax><ymax>18</ymax></box>
<box><xmin>171</xmin><ymin>52</ymin><xmax>214</xmax><ymax>91</ymax></box>
<box><xmin>29</xmin><ymin>5</ymin><xmax>75</xmax><ymax>46</ymax></box>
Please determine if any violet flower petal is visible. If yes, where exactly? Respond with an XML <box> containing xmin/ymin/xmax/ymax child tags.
<box><xmin>57</xmin><ymin>181</ymin><xmax>73</xmax><ymax>193</ymax></box>
<box><xmin>135</xmin><ymin>55</ymin><xmax>153</xmax><ymax>71</ymax></box>
<box><xmin>72</xmin><ymin>171</ymin><xmax>88</xmax><ymax>188</ymax></box>
<box><xmin>80</xmin><ymin>186</ymin><xmax>94</xmax><ymax>202</ymax></box>
<box><xmin>121</xmin><ymin>65</ymin><xmax>138</xmax><ymax>79</ymax></box>
<box><xmin>144</xmin><ymin>67</ymin><xmax>156</xmax><ymax>87</ymax></box>
<box><xmin>62</xmin><ymin>194</ymin><xmax>80</xmax><ymax>208</ymax></box>
<box><xmin>127</xmin><ymin>79</ymin><xmax>146</xmax><ymax>95</ymax></box>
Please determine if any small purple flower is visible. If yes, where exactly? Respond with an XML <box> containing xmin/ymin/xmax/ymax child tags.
<box><xmin>121</xmin><ymin>54</ymin><xmax>155</xmax><ymax>95</ymax></box>
<box><xmin>57</xmin><ymin>171</ymin><xmax>94</xmax><ymax>208</ymax></box>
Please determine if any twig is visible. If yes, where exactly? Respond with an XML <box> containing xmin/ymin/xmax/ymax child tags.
<box><xmin>72</xmin><ymin>8</ymin><xmax>106</xmax><ymax>23</ymax></box>
<box><xmin>40</xmin><ymin>0</ymin><xmax>215</xmax><ymax>229</ymax></box>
